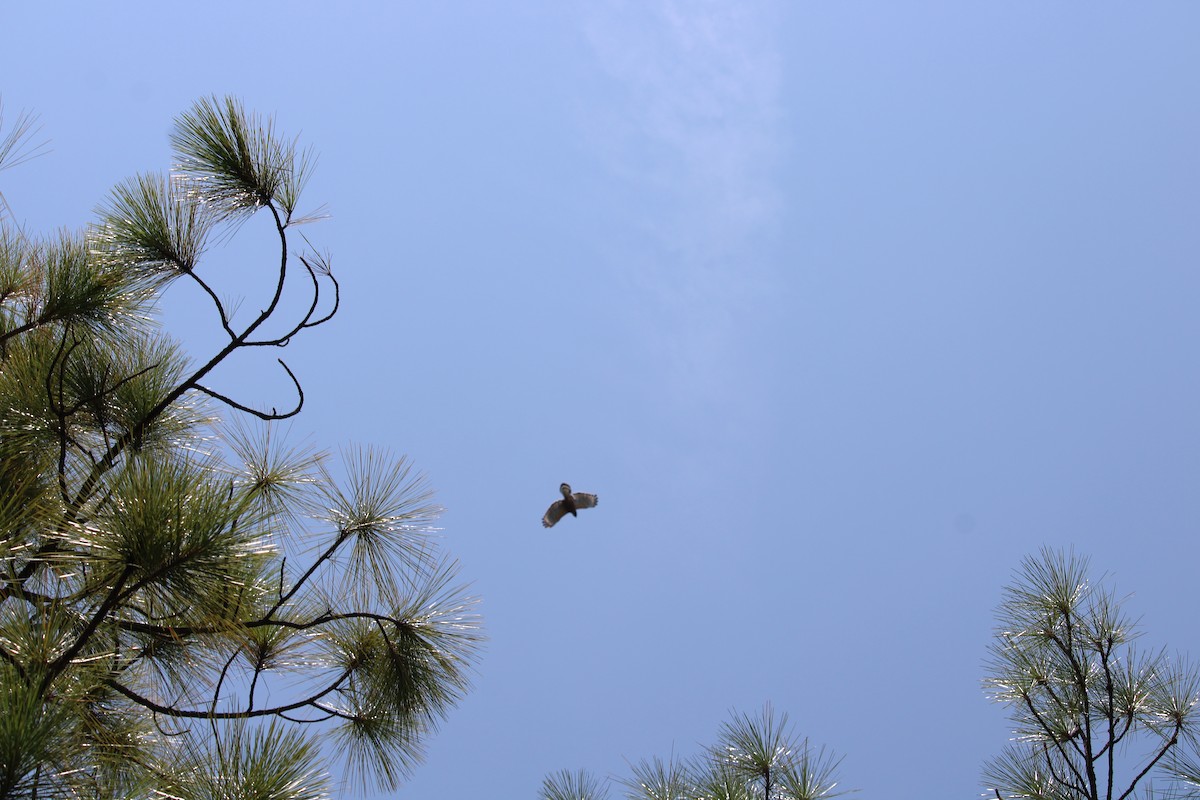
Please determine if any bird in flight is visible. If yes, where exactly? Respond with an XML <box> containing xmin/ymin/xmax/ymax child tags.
<box><xmin>542</xmin><ymin>482</ymin><xmax>599</xmax><ymax>528</ymax></box>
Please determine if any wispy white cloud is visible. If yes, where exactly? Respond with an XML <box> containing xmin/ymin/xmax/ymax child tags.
<box><xmin>580</xmin><ymin>0</ymin><xmax>784</xmax><ymax>428</ymax></box>
<box><xmin>584</xmin><ymin>0</ymin><xmax>781</xmax><ymax>254</ymax></box>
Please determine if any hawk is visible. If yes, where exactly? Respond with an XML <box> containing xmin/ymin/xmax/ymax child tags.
<box><xmin>542</xmin><ymin>482</ymin><xmax>598</xmax><ymax>528</ymax></box>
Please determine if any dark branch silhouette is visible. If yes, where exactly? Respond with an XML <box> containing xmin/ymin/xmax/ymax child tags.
<box><xmin>194</xmin><ymin>359</ymin><xmax>304</xmax><ymax>420</ymax></box>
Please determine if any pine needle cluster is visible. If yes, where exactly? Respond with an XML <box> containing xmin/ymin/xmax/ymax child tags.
<box><xmin>540</xmin><ymin>704</ymin><xmax>849</xmax><ymax>800</ymax></box>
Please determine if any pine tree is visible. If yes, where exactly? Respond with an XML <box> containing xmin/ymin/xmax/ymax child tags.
<box><xmin>983</xmin><ymin>548</ymin><xmax>1200</xmax><ymax>800</ymax></box>
<box><xmin>0</xmin><ymin>96</ymin><xmax>481</xmax><ymax>798</ymax></box>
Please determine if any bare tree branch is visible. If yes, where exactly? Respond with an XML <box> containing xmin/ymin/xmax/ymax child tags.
<box><xmin>193</xmin><ymin>358</ymin><xmax>304</xmax><ymax>421</ymax></box>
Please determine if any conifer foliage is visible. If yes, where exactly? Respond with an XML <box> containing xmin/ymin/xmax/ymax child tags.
<box><xmin>540</xmin><ymin>704</ymin><xmax>848</xmax><ymax>800</ymax></box>
<box><xmin>984</xmin><ymin>548</ymin><xmax>1200</xmax><ymax>800</ymax></box>
<box><xmin>0</xmin><ymin>97</ymin><xmax>481</xmax><ymax>798</ymax></box>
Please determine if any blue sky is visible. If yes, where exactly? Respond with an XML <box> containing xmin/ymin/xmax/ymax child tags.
<box><xmin>5</xmin><ymin>3</ymin><xmax>1200</xmax><ymax>797</ymax></box>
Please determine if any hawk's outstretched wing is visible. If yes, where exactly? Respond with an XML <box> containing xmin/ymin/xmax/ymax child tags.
<box><xmin>571</xmin><ymin>492</ymin><xmax>598</xmax><ymax>510</ymax></box>
<box><xmin>542</xmin><ymin>500</ymin><xmax>568</xmax><ymax>528</ymax></box>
